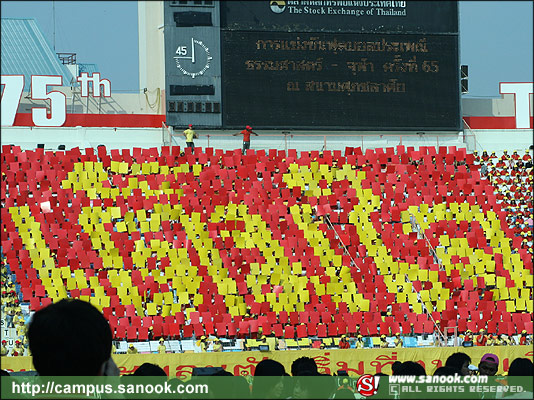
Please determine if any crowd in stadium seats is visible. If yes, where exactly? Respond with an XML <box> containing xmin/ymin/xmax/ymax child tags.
<box><xmin>1</xmin><ymin>300</ymin><xmax>534</xmax><ymax>399</ymax></box>
<box><xmin>0</xmin><ymin>144</ymin><xmax>532</xmax><ymax>357</ymax></box>
<box><xmin>474</xmin><ymin>149</ymin><xmax>533</xmax><ymax>254</ymax></box>
<box><xmin>3</xmin><ymin>299</ymin><xmax>533</xmax><ymax>392</ymax></box>
<box><xmin>1</xmin><ymin>259</ymin><xmax>28</xmax><ymax>356</ymax></box>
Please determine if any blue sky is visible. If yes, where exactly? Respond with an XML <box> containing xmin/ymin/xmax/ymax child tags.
<box><xmin>1</xmin><ymin>1</ymin><xmax>532</xmax><ymax>96</ymax></box>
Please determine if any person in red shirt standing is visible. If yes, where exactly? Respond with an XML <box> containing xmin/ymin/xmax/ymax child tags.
<box><xmin>519</xmin><ymin>330</ymin><xmax>531</xmax><ymax>345</ymax></box>
<box><xmin>463</xmin><ymin>330</ymin><xmax>473</xmax><ymax>346</ymax></box>
<box><xmin>338</xmin><ymin>335</ymin><xmax>350</xmax><ymax>349</ymax></box>
<box><xmin>233</xmin><ymin>125</ymin><xmax>258</xmax><ymax>155</ymax></box>
<box><xmin>476</xmin><ymin>328</ymin><xmax>488</xmax><ymax>346</ymax></box>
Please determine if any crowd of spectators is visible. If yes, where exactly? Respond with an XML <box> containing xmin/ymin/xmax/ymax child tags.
<box><xmin>1</xmin><ymin>144</ymin><xmax>532</xmax><ymax>359</ymax></box>
<box><xmin>1</xmin><ymin>258</ymin><xmax>28</xmax><ymax>356</ymax></box>
<box><xmin>475</xmin><ymin>149</ymin><xmax>533</xmax><ymax>253</ymax></box>
<box><xmin>1</xmin><ymin>299</ymin><xmax>533</xmax><ymax>399</ymax></box>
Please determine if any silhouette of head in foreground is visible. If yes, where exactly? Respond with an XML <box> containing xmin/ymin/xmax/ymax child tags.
<box><xmin>28</xmin><ymin>299</ymin><xmax>113</xmax><ymax>376</ymax></box>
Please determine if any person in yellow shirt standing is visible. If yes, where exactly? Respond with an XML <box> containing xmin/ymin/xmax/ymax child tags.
<box><xmin>16</xmin><ymin>320</ymin><xmax>26</xmax><ymax>341</ymax></box>
<box><xmin>379</xmin><ymin>335</ymin><xmax>389</xmax><ymax>348</ymax></box>
<box><xmin>258</xmin><ymin>335</ymin><xmax>270</xmax><ymax>350</ymax></box>
<box><xmin>5</xmin><ymin>303</ymin><xmax>14</xmax><ymax>328</ymax></box>
<box><xmin>355</xmin><ymin>335</ymin><xmax>365</xmax><ymax>349</ymax></box>
<box><xmin>394</xmin><ymin>333</ymin><xmax>403</xmax><ymax>348</ymax></box>
<box><xmin>197</xmin><ymin>336</ymin><xmax>209</xmax><ymax>352</ymax></box>
<box><xmin>1</xmin><ymin>340</ymin><xmax>8</xmax><ymax>356</ymax></box>
<box><xmin>14</xmin><ymin>310</ymin><xmax>24</xmax><ymax>326</ymax></box>
<box><xmin>157</xmin><ymin>338</ymin><xmax>167</xmax><ymax>354</ymax></box>
<box><xmin>23</xmin><ymin>336</ymin><xmax>31</xmax><ymax>356</ymax></box>
<box><xmin>127</xmin><ymin>344</ymin><xmax>138</xmax><ymax>354</ymax></box>
<box><xmin>183</xmin><ymin>124</ymin><xmax>198</xmax><ymax>149</ymax></box>
<box><xmin>213</xmin><ymin>338</ymin><xmax>223</xmax><ymax>352</ymax></box>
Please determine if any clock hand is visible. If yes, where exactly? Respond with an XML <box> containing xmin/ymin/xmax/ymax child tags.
<box><xmin>191</xmin><ymin>37</ymin><xmax>195</xmax><ymax>64</ymax></box>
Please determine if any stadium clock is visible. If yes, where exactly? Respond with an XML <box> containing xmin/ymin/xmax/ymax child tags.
<box><xmin>174</xmin><ymin>37</ymin><xmax>212</xmax><ymax>79</ymax></box>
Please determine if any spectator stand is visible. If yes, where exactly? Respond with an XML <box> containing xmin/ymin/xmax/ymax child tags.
<box><xmin>0</xmin><ymin>144</ymin><xmax>532</xmax><ymax>359</ymax></box>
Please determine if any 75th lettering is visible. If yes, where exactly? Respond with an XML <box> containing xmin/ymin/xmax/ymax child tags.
<box><xmin>1</xmin><ymin>73</ymin><xmax>111</xmax><ymax>127</ymax></box>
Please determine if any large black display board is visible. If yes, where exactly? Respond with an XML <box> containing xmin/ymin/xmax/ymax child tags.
<box><xmin>221</xmin><ymin>31</ymin><xmax>460</xmax><ymax>130</ymax></box>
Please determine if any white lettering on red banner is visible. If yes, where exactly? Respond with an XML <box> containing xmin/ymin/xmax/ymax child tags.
<box><xmin>1</xmin><ymin>75</ymin><xmax>25</xmax><ymax>126</ymax></box>
<box><xmin>76</xmin><ymin>72</ymin><xmax>111</xmax><ymax>97</ymax></box>
<box><xmin>1</xmin><ymin>73</ymin><xmax>112</xmax><ymax>127</ymax></box>
<box><xmin>31</xmin><ymin>75</ymin><xmax>67</xmax><ymax>127</ymax></box>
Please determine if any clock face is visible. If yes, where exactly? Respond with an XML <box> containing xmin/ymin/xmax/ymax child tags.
<box><xmin>174</xmin><ymin>38</ymin><xmax>213</xmax><ymax>79</ymax></box>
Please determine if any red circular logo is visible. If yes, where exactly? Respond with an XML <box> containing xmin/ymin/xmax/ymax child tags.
<box><xmin>356</xmin><ymin>374</ymin><xmax>379</xmax><ymax>397</ymax></box>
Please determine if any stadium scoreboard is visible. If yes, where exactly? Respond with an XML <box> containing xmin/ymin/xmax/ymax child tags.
<box><xmin>164</xmin><ymin>0</ymin><xmax>460</xmax><ymax>131</ymax></box>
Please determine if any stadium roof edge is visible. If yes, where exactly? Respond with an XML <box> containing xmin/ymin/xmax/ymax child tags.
<box><xmin>1</xmin><ymin>17</ymin><xmax>74</xmax><ymax>91</ymax></box>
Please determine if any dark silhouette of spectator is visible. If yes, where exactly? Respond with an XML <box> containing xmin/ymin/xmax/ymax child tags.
<box><xmin>252</xmin><ymin>359</ymin><xmax>286</xmax><ymax>398</ymax></box>
<box><xmin>333</xmin><ymin>388</ymin><xmax>356</xmax><ymax>399</ymax></box>
<box><xmin>445</xmin><ymin>352</ymin><xmax>471</xmax><ymax>376</ymax></box>
<box><xmin>391</xmin><ymin>361</ymin><xmax>402</xmax><ymax>375</ymax></box>
<box><xmin>168</xmin><ymin>378</ymin><xmax>180</xmax><ymax>385</ymax></box>
<box><xmin>281</xmin><ymin>372</ymin><xmax>293</xmax><ymax>399</ymax></box>
<box><xmin>208</xmin><ymin>370</ymin><xmax>251</xmax><ymax>399</ymax></box>
<box><xmin>508</xmin><ymin>358</ymin><xmax>533</xmax><ymax>376</ymax></box>
<box><xmin>233</xmin><ymin>376</ymin><xmax>251</xmax><ymax>398</ymax></box>
<box><xmin>211</xmin><ymin>369</ymin><xmax>233</xmax><ymax>376</ymax></box>
<box><xmin>291</xmin><ymin>356</ymin><xmax>318</xmax><ymax>376</ymax></box>
<box><xmin>373</xmin><ymin>373</ymin><xmax>390</xmax><ymax>398</ymax></box>
<box><xmin>27</xmin><ymin>299</ymin><xmax>115</xmax><ymax>376</ymax></box>
<box><xmin>434</xmin><ymin>366</ymin><xmax>461</xmax><ymax>376</ymax></box>
<box><xmin>320</xmin><ymin>373</ymin><xmax>338</xmax><ymax>398</ymax></box>
<box><xmin>394</xmin><ymin>361</ymin><xmax>426</xmax><ymax>376</ymax></box>
<box><xmin>292</xmin><ymin>370</ymin><xmax>323</xmax><ymax>398</ymax></box>
<box><xmin>133</xmin><ymin>362</ymin><xmax>167</xmax><ymax>376</ymax></box>
<box><xmin>478</xmin><ymin>353</ymin><xmax>499</xmax><ymax>376</ymax></box>
<box><xmin>1</xmin><ymin>369</ymin><xmax>10</xmax><ymax>376</ymax></box>
<box><xmin>254</xmin><ymin>359</ymin><xmax>286</xmax><ymax>376</ymax></box>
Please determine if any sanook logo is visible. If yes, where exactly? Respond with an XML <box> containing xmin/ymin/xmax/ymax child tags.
<box><xmin>270</xmin><ymin>1</ymin><xmax>286</xmax><ymax>13</ymax></box>
<box><xmin>356</xmin><ymin>374</ymin><xmax>380</xmax><ymax>397</ymax></box>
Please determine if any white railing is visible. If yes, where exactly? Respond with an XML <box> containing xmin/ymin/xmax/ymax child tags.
<box><xmin>462</xmin><ymin>118</ymin><xmax>483</xmax><ymax>152</ymax></box>
<box><xmin>197</xmin><ymin>132</ymin><xmax>465</xmax><ymax>154</ymax></box>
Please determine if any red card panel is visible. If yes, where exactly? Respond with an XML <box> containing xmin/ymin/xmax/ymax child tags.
<box><xmin>284</xmin><ymin>325</ymin><xmax>295</xmax><ymax>339</ymax></box>
<box><xmin>317</xmin><ymin>324</ymin><xmax>327</xmax><ymax>338</ymax></box>
<box><xmin>297</xmin><ymin>324</ymin><xmax>307</xmax><ymax>338</ymax></box>
<box><xmin>273</xmin><ymin>324</ymin><xmax>283</xmax><ymax>337</ymax></box>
